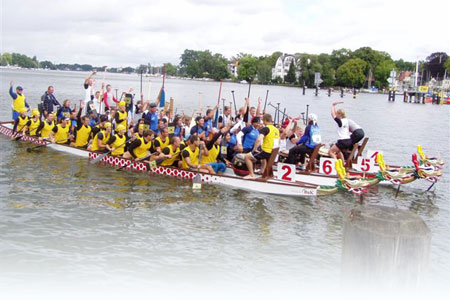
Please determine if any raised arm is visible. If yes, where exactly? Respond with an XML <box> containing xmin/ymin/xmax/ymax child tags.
<box><xmin>331</xmin><ymin>101</ymin><xmax>343</xmax><ymax>119</ymax></box>
<box><xmin>84</xmin><ymin>71</ymin><xmax>96</xmax><ymax>84</ymax></box>
<box><xmin>256</xmin><ymin>97</ymin><xmax>262</xmax><ymax>116</ymax></box>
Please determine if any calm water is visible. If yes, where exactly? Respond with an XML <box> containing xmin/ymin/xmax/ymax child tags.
<box><xmin>0</xmin><ymin>69</ymin><xmax>449</xmax><ymax>298</ymax></box>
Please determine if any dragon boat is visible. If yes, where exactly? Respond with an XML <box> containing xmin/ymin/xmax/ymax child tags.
<box><xmin>0</xmin><ymin>121</ymin><xmax>443</xmax><ymax>197</ymax></box>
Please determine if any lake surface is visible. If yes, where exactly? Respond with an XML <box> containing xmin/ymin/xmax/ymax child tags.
<box><xmin>0</xmin><ymin>69</ymin><xmax>449</xmax><ymax>299</ymax></box>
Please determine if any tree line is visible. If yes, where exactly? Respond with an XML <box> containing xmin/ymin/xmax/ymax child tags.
<box><xmin>1</xmin><ymin>48</ymin><xmax>448</xmax><ymax>89</ymax></box>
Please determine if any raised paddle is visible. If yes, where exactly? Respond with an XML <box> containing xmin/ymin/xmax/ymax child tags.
<box><xmin>263</xmin><ymin>90</ymin><xmax>269</xmax><ymax>114</ymax></box>
<box><xmin>192</xmin><ymin>146</ymin><xmax>203</xmax><ymax>190</ymax></box>
<box><xmin>90</xmin><ymin>140</ymin><xmax>130</xmax><ymax>164</ymax></box>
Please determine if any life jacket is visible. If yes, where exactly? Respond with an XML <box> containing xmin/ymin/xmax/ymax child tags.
<box><xmin>133</xmin><ymin>137</ymin><xmax>152</xmax><ymax>159</ymax></box>
<box><xmin>111</xmin><ymin>134</ymin><xmax>126</xmax><ymax>156</ymax></box>
<box><xmin>75</xmin><ymin>125</ymin><xmax>92</xmax><ymax>147</ymax></box>
<box><xmin>161</xmin><ymin>145</ymin><xmax>181</xmax><ymax>166</ymax></box>
<box><xmin>13</xmin><ymin>93</ymin><xmax>26</xmax><ymax>112</ymax></box>
<box><xmin>117</xmin><ymin>110</ymin><xmax>127</xmax><ymax>129</ymax></box>
<box><xmin>54</xmin><ymin>124</ymin><xmax>70</xmax><ymax>144</ymax></box>
<box><xmin>134</xmin><ymin>132</ymin><xmax>143</xmax><ymax>139</ymax></box>
<box><xmin>155</xmin><ymin>136</ymin><xmax>169</xmax><ymax>150</ymax></box>
<box><xmin>306</xmin><ymin>125</ymin><xmax>321</xmax><ymax>149</ymax></box>
<box><xmin>17</xmin><ymin>115</ymin><xmax>29</xmax><ymax>131</ymax></box>
<box><xmin>181</xmin><ymin>146</ymin><xmax>199</xmax><ymax>169</ymax></box>
<box><xmin>91</xmin><ymin>130</ymin><xmax>110</xmax><ymax>151</ymax></box>
<box><xmin>201</xmin><ymin>144</ymin><xmax>220</xmax><ymax>164</ymax></box>
<box><xmin>40</xmin><ymin>120</ymin><xmax>55</xmax><ymax>138</ymax></box>
<box><xmin>261</xmin><ymin>124</ymin><xmax>280</xmax><ymax>153</ymax></box>
<box><xmin>29</xmin><ymin>118</ymin><xmax>41</xmax><ymax>136</ymax></box>
<box><xmin>243</xmin><ymin>126</ymin><xmax>259</xmax><ymax>150</ymax></box>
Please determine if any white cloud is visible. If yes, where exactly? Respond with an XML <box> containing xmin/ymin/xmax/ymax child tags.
<box><xmin>1</xmin><ymin>0</ymin><xmax>449</xmax><ymax>66</ymax></box>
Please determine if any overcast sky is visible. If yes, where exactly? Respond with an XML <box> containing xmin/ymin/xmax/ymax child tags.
<box><xmin>1</xmin><ymin>0</ymin><xmax>449</xmax><ymax>67</ymax></box>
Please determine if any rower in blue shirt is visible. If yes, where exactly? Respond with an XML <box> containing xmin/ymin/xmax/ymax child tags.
<box><xmin>241</xmin><ymin>117</ymin><xmax>261</xmax><ymax>153</ymax></box>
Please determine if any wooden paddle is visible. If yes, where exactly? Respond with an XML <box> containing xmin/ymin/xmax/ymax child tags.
<box><xmin>192</xmin><ymin>145</ymin><xmax>203</xmax><ymax>190</ymax></box>
<box><xmin>90</xmin><ymin>140</ymin><xmax>130</xmax><ymax>164</ymax></box>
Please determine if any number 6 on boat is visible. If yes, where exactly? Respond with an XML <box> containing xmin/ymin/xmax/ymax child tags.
<box><xmin>319</xmin><ymin>157</ymin><xmax>337</xmax><ymax>175</ymax></box>
<box><xmin>277</xmin><ymin>163</ymin><xmax>296</xmax><ymax>182</ymax></box>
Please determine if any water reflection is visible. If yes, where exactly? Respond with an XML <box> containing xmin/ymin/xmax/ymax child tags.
<box><xmin>341</xmin><ymin>205</ymin><xmax>431</xmax><ymax>290</ymax></box>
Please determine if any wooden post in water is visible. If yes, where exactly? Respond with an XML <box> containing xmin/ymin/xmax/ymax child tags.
<box><xmin>353</xmin><ymin>88</ymin><xmax>357</xmax><ymax>99</ymax></box>
<box><xmin>302</xmin><ymin>85</ymin><xmax>306</xmax><ymax>95</ymax></box>
<box><xmin>315</xmin><ymin>86</ymin><xmax>318</xmax><ymax>96</ymax></box>
<box><xmin>328</xmin><ymin>88</ymin><xmax>331</xmax><ymax>97</ymax></box>
<box><xmin>403</xmin><ymin>91</ymin><xmax>408</xmax><ymax>102</ymax></box>
<box><xmin>340</xmin><ymin>88</ymin><xmax>344</xmax><ymax>98</ymax></box>
<box><xmin>341</xmin><ymin>205</ymin><xmax>431</xmax><ymax>290</ymax></box>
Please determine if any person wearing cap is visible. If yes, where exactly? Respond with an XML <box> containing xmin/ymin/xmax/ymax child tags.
<box><xmin>72</xmin><ymin>102</ymin><xmax>92</xmax><ymax>148</ymax></box>
<box><xmin>204</xmin><ymin>105</ymin><xmax>219</xmax><ymax>137</ymax></box>
<box><xmin>36</xmin><ymin>113</ymin><xmax>56</xmax><ymax>139</ymax></box>
<box><xmin>285</xmin><ymin>113</ymin><xmax>321</xmax><ymax>170</ymax></box>
<box><xmin>244</xmin><ymin>113</ymin><xmax>280</xmax><ymax>179</ymax></box>
<box><xmin>106</xmin><ymin>124</ymin><xmax>128</xmax><ymax>156</ymax></box>
<box><xmin>42</xmin><ymin>86</ymin><xmax>61</xmax><ymax>115</ymax></box>
<box><xmin>241</xmin><ymin>116</ymin><xmax>261</xmax><ymax>153</ymax></box>
<box><xmin>160</xmin><ymin>136</ymin><xmax>185</xmax><ymax>167</ymax></box>
<box><xmin>25</xmin><ymin>109</ymin><xmax>42</xmax><ymax>136</ymax></box>
<box><xmin>9</xmin><ymin>81</ymin><xmax>30</xmax><ymax>121</ymax></box>
<box><xmin>11</xmin><ymin>108</ymin><xmax>29</xmax><ymax>138</ymax></box>
<box><xmin>115</xmin><ymin>101</ymin><xmax>128</xmax><ymax>130</ymax></box>
<box><xmin>50</xmin><ymin>117</ymin><xmax>72</xmax><ymax>144</ymax></box>
<box><xmin>143</xmin><ymin>102</ymin><xmax>159</xmax><ymax>131</ymax></box>
<box><xmin>90</xmin><ymin>122</ymin><xmax>112</xmax><ymax>152</ymax></box>
<box><xmin>134</xmin><ymin>123</ymin><xmax>145</xmax><ymax>139</ymax></box>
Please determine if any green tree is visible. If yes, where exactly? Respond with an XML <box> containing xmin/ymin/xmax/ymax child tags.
<box><xmin>0</xmin><ymin>52</ymin><xmax>13</xmax><ymax>66</ymax></box>
<box><xmin>394</xmin><ymin>59</ymin><xmax>415</xmax><ymax>71</ymax></box>
<box><xmin>237</xmin><ymin>55</ymin><xmax>258</xmax><ymax>81</ymax></box>
<box><xmin>164</xmin><ymin>63</ymin><xmax>177</xmax><ymax>76</ymax></box>
<box><xmin>445</xmin><ymin>58</ymin><xmax>450</xmax><ymax>73</ymax></box>
<box><xmin>330</xmin><ymin>48</ymin><xmax>352</xmax><ymax>70</ymax></box>
<box><xmin>11</xmin><ymin>53</ymin><xmax>38</xmax><ymax>68</ymax></box>
<box><xmin>40</xmin><ymin>60</ymin><xmax>56</xmax><ymax>70</ymax></box>
<box><xmin>256</xmin><ymin>59</ymin><xmax>272</xmax><ymax>84</ymax></box>
<box><xmin>336</xmin><ymin>58</ymin><xmax>367</xmax><ymax>87</ymax></box>
<box><xmin>318</xmin><ymin>53</ymin><xmax>335</xmax><ymax>87</ymax></box>
<box><xmin>284</xmin><ymin>61</ymin><xmax>296</xmax><ymax>83</ymax></box>
<box><xmin>374</xmin><ymin>59</ymin><xmax>396</xmax><ymax>88</ymax></box>
<box><xmin>298</xmin><ymin>54</ymin><xmax>322</xmax><ymax>87</ymax></box>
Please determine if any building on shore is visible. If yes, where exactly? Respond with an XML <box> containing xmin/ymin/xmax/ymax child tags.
<box><xmin>271</xmin><ymin>54</ymin><xmax>301</xmax><ymax>82</ymax></box>
<box><xmin>227</xmin><ymin>61</ymin><xmax>238</xmax><ymax>78</ymax></box>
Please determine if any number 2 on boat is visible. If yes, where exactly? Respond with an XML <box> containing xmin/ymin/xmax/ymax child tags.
<box><xmin>319</xmin><ymin>157</ymin><xmax>337</xmax><ymax>175</ymax></box>
<box><xmin>277</xmin><ymin>163</ymin><xmax>296</xmax><ymax>182</ymax></box>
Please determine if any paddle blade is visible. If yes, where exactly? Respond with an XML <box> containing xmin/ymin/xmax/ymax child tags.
<box><xmin>160</xmin><ymin>89</ymin><xmax>165</xmax><ymax>108</ymax></box>
<box><xmin>192</xmin><ymin>173</ymin><xmax>202</xmax><ymax>189</ymax></box>
<box><xmin>90</xmin><ymin>152</ymin><xmax>108</xmax><ymax>164</ymax></box>
<box><xmin>213</xmin><ymin>109</ymin><xmax>219</xmax><ymax>128</ymax></box>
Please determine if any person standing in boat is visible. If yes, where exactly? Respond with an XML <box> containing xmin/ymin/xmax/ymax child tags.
<box><xmin>9</xmin><ymin>81</ymin><xmax>29</xmax><ymax>121</ymax></box>
<box><xmin>328</xmin><ymin>102</ymin><xmax>352</xmax><ymax>160</ymax></box>
<box><xmin>84</xmin><ymin>71</ymin><xmax>96</xmax><ymax>104</ymax></box>
<box><xmin>285</xmin><ymin>114</ymin><xmax>320</xmax><ymax>170</ymax></box>
<box><xmin>42</xmin><ymin>86</ymin><xmax>61</xmax><ymax>116</ymax></box>
<box><xmin>244</xmin><ymin>113</ymin><xmax>280</xmax><ymax>179</ymax></box>
<box><xmin>143</xmin><ymin>88</ymin><xmax>162</xmax><ymax>131</ymax></box>
<box><xmin>102</xmin><ymin>84</ymin><xmax>117</xmax><ymax>112</ymax></box>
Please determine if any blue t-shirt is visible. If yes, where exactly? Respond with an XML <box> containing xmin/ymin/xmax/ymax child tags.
<box><xmin>144</xmin><ymin>112</ymin><xmax>158</xmax><ymax>131</ymax></box>
<box><xmin>242</xmin><ymin>125</ymin><xmax>259</xmax><ymax>150</ymax></box>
